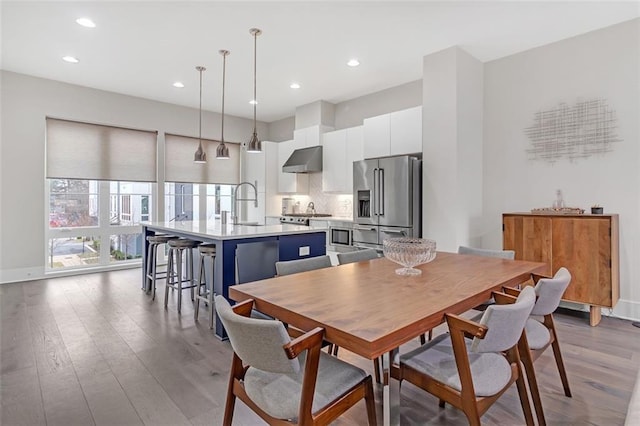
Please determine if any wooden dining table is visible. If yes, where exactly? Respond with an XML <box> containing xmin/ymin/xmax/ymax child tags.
<box><xmin>229</xmin><ymin>251</ymin><xmax>547</xmax><ymax>425</ymax></box>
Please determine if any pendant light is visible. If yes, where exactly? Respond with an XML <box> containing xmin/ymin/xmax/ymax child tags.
<box><xmin>246</xmin><ymin>28</ymin><xmax>262</xmax><ymax>153</ymax></box>
<box><xmin>216</xmin><ymin>50</ymin><xmax>230</xmax><ymax>159</ymax></box>
<box><xmin>193</xmin><ymin>65</ymin><xmax>207</xmax><ymax>163</ymax></box>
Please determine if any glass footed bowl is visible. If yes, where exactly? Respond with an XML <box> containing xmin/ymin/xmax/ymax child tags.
<box><xmin>383</xmin><ymin>237</ymin><xmax>437</xmax><ymax>276</ymax></box>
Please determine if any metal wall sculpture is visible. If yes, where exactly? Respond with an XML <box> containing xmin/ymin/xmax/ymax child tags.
<box><xmin>524</xmin><ymin>99</ymin><xmax>620</xmax><ymax>163</ymax></box>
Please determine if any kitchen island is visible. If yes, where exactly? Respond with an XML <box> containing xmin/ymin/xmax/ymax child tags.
<box><xmin>142</xmin><ymin>220</ymin><xmax>327</xmax><ymax>339</ymax></box>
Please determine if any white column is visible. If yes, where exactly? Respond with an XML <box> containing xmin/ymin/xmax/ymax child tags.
<box><xmin>422</xmin><ymin>47</ymin><xmax>484</xmax><ymax>251</ymax></box>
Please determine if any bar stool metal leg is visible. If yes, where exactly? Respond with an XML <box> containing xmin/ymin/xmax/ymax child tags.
<box><xmin>146</xmin><ymin>235</ymin><xmax>178</xmax><ymax>302</ymax></box>
<box><xmin>164</xmin><ymin>247</ymin><xmax>174</xmax><ymax>310</ymax></box>
<box><xmin>194</xmin><ymin>244</ymin><xmax>216</xmax><ymax>329</ymax></box>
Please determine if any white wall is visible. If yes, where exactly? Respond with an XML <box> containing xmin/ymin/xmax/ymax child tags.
<box><xmin>0</xmin><ymin>71</ymin><xmax>264</xmax><ymax>283</ymax></box>
<box><xmin>483</xmin><ymin>19</ymin><xmax>640</xmax><ymax>320</ymax></box>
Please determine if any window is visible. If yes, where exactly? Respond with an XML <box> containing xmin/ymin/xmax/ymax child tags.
<box><xmin>164</xmin><ymin>183</ymin><xmax>198</xmax><ymax>221</ymax></box>
<box><xmin>49</xmin><ymin>179</ymin><xmax>99</xmax><ymax>228</ymax></box>
<box><xmin>207</xmin><ymin>184</ymin><xmax>233</xmax><ymax>219</ymax></box>
<box><xmin>46</xmin><ymin>179</ymin><xmax>152</xmax><ymax>270</ymax></box>
<box><xmin>109</xmin><ymin>182</ymin><xmax>152</xmax><ymax>225</ymax></box>
<box><xmin>141</xmin><ymin>196</ymin><xmax>149</xmax><ymax>222</ymax></box>
<box><xmin>165</xmin><ymin>183</ymin><xmax>234</xmax><ymax>222</ymax></box>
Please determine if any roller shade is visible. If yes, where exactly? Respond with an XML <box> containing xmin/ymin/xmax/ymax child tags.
<box><xmin>46</xmin><ymin>117</ymin><xmax>158</xmax><ymax>182</ymax></box>
<box><xmin>164</xmin><ymin>133</ymin><xmax>240</xmax><ymax>184</ymax></box>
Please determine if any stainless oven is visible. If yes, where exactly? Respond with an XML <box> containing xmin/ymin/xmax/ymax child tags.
<box><xmin>329</xmin><ymin>222</ymin><xmax>355</xmax><ymax>252</ymax></box>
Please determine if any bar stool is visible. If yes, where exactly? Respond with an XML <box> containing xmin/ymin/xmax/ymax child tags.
<box><xmin>164</xmin><ymin>238</ymin><xmax>201</xmax><ymax>313</ymax></box>
<box><xmin>194</xmin><ymin>243</ymin><xmax>217</xmax><ymax>329</ymax></box>
<box><xmin>146</xmin><ymin>234</ymin><xmax>179</xmax><ymax>301</ymax></box>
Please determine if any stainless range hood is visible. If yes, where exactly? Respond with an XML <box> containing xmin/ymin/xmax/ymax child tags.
<box><xmin>282</xmin><ymin>145</ymin><xmax>323</xmax><ymax>173</ymax></box>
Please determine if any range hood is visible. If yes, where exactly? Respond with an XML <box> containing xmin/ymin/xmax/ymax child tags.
<box><xmin>282</xmin><ymin>146</ymin><xmax>323</xmax><ymax>173</ymax></box>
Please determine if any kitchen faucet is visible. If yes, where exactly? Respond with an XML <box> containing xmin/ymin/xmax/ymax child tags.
<box><xmin>306</xmin><ymin>201</ymin><xmax>315</xmax><ymax>215</ymax></box>
<box><xmin>233</xmin><ymin>181</ymin><xmax>258</xmax><ymax>225</ymax></box>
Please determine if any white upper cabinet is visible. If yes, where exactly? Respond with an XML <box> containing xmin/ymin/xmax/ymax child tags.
<box><xmin>277</xmin><ymin>138</ymin><xmax>309</xmax><ymax>194</ymax></box>
<box><xmin>322</xmin><ymin>125</ymin><xmax>364</xmax><ymax>193</ymax></box>
<box><xmin>363</xmin><ymin>106</ymin><xmax>422</xmax><ymax>158</ymax></box>
<box><xmin>390</xmin><ymin>106</ymin><xmax>422</xmax><ymax>156</ymax></box>
<box><xmin>321</xmin><ymin>130</ymin><xmax>346</xmax><ymax>193</ymax></box>
<box><xmin>294</xmin><ymin>125</ymin><xmax>332</xmax><ymax>148</ymax></box>
<box><xmin>363</xmin><ymin>114</ymin><xmax>391</xmax><ymax>158</ymax></box>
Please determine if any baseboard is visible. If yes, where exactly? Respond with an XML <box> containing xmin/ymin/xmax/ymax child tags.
<box><xmin>559</xmin><ymin>299</ymin><xmax>640</xmax><ymax>323</ymax></box>
<box><xmin>0</xmin><ymin>263</ymin><xmax>140</xmax><ymax>285</ymax></box>
<box><xmin>611</xmin><ymin>299</ymin><xmax>640</xmax><ymax>322</ymax></box>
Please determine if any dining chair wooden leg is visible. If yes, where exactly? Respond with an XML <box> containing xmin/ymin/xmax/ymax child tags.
<box><xmin>547</xmin><ymin>316</ymin><xmax>572</xmax><ymax>397</ymax></box>
<box><xmin>514</xmin><ymin>361</ymin><xmax>535</xmax><ymax>426</ymax></box>
<box><xmin>518</xmin><ymin>335</ymin><xmax>546</xmax><ymax>425</ymax></box>
<box><xmin>373</xmin><ymin>358</ymin><xmax>381</xmax><ymax>384</ymax></box>
<box><xmin>333</xmin><ymin>345</ymin><xmax>339</xmax><ymax>356</ymax></box>
<box><xmin>438</xmin><ymin>399</ymin><xmax>446</xmax><ymax>408</ymax></box>
<box><xmin>364</xmin><ymin>376</ymin><xmax>377</xmax><ymax>426</ymax></box>
<box><xmin>462</xmin><ymin>402</ymin><xmax>482</xmax><ymax>426</ymax></box>
<box><xmin>223</xmin><ymin>355</ymin><xmax>243</xmax><ymax>426</ymax></box>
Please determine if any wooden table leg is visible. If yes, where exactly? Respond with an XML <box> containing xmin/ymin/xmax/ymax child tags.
<box><xmin>589</xmin><ymin>306</ymin><xmax>602</xmax><ymax>326</ymax></box>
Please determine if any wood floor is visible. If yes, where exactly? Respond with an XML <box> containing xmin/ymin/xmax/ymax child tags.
<box><xmin>1</xmin><ymin>268</ymin><xmax>638</xmax><ymax>425</ymax></box>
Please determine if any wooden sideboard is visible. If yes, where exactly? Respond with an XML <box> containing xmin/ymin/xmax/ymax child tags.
<box><xmin>503</xmin><ymin>213</ymin><xmax>619</xmax><ymax>326</ymax></box>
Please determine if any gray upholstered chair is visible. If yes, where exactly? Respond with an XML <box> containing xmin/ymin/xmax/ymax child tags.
<box><xmin>457</xmin><ymin>245</ymin><xmax>516</xmax><ymax>315</ymax></box>
<box><xmin>399</xmin><ymin>286</ymin><xmax>539</xmax><ymax>425</ymax></box>
<box><xmin>275</xmin><ymin>255</ymin><xmax>332</xmax><ymax>276</ymax></box>
<box><xmin>336</xmin><ymin>247</ymin><xmax>384</xmax><ymax>382</ymax></box>
<box><xmin>336</xmin><ymin>248</ymin><xmax>379</xmax><ymax>265</ymax></box>
<box><xmin>458</xmin><ymin>245</ymin><xmax>516</xmax><ymax>260</ymax></box>
<box><xmin>215</xmin><ymin>296</ymin><xmax>376</xmax><ymax>426</ymax></box>
<box><xmin>503</xmin><ymin>267</ymin><xmax>573</xmax><ymax>399</ymax></box>
<box><xmin>418</xmin><ymin>245</ymin><xmax>517</xmax><ymax>345</ymax></box>
<box><xmin>274</xmin><ymin>255</ymin><xmax>336</xmax><ymax>353</ymax></box>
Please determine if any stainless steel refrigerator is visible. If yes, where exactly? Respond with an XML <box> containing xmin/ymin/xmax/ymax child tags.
<box><xmin>352</xmin><ymin>155</ymin><xmax>422</xmax><ymax>249</ymax></box>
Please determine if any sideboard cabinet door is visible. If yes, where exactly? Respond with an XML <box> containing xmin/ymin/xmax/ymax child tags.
<box><xmin>551</xmin><ymin>217</ymin><xmax>614</xmax><ymax>307</ymax></box>
<box><xmin>503</xmin><ymin>213</ymin><xmax>619</xmax><ymax>326</ymax></box>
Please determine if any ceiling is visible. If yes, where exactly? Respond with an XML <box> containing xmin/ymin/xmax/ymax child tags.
<box><xmin>2</xmin><ymin>1</ymin><xmax>639</xmax><ymax>122</ymax></box>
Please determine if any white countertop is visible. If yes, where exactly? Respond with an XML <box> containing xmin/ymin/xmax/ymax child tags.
<box><xmin>143</xmin><ymin>220</ymin><xmax>328</xmax><ymax>241</ymax></box>
<box><xmin>311</xmin><ymin>217</ymin><xmax>354</xmax><ymax>223</ymax></box>
<box><xmin>267</xmin><ymin>215</ymin><xmax>354</xmax><ymax>223</ymax></box>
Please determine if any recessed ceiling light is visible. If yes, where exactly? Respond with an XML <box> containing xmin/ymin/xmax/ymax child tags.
<box><xmin>173</xmin><ymin>82</ymin><xmax>185</xmax><ymax>88</ymax></box>
<box><xmin>249</xmin><ymin>99</ymin><xmax>258</xmax><ymax>105</ymax></box>
<box><xmin>347</xmin><ymin>59</ymin><xmax>360</xmax><ymax>67</ymax></box>
<box><xmin>290</xmin><ymin>82</ymin><xmax>301</xmax><ymax>89</ymax></box>
<box><xmin>76</xmin><ymin>17</ymin><xmax>96</xmax><ymax>28</ymax></box>
<box><xmin>62</xmin><ymin>56</ymin><xmax>79</xmax><ymax>63</ymax></box>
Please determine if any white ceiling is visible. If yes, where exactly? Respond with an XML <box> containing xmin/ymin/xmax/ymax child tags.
<box><xmin>2</xmin><ymin>1</ymin><xmax>639</xmax><ymax>122</ymax></box>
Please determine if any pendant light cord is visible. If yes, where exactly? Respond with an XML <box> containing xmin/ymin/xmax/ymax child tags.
<box><xmin>198</xmin><ymin>67</ymin><xmax>203</xmax><ymax>145</ymax></box>
<box><xmin>253</xmin><ymin>30</ymin><xmax>257</xmax><ymax>133</ymax></box>
<box><xmin>221</xmin><ymin>53</ymin><xmax>226</xmax><ymax>143</ymax></box>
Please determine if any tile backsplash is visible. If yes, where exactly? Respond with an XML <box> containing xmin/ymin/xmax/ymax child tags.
<box><xmin>269</xmin><ymin>173</ymin><xmax>353</xmax><ymax>218</ymax></box>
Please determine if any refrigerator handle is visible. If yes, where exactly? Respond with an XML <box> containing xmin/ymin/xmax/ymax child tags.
<box><xmin>379</xmin><ymin>168</ymin><xmax>384</xmax><ymax>216</ymax></box>
<box><xmin>373</xmin><ymin>168</ymin><xmax>378</xmax><ymax>216</ymax></box>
